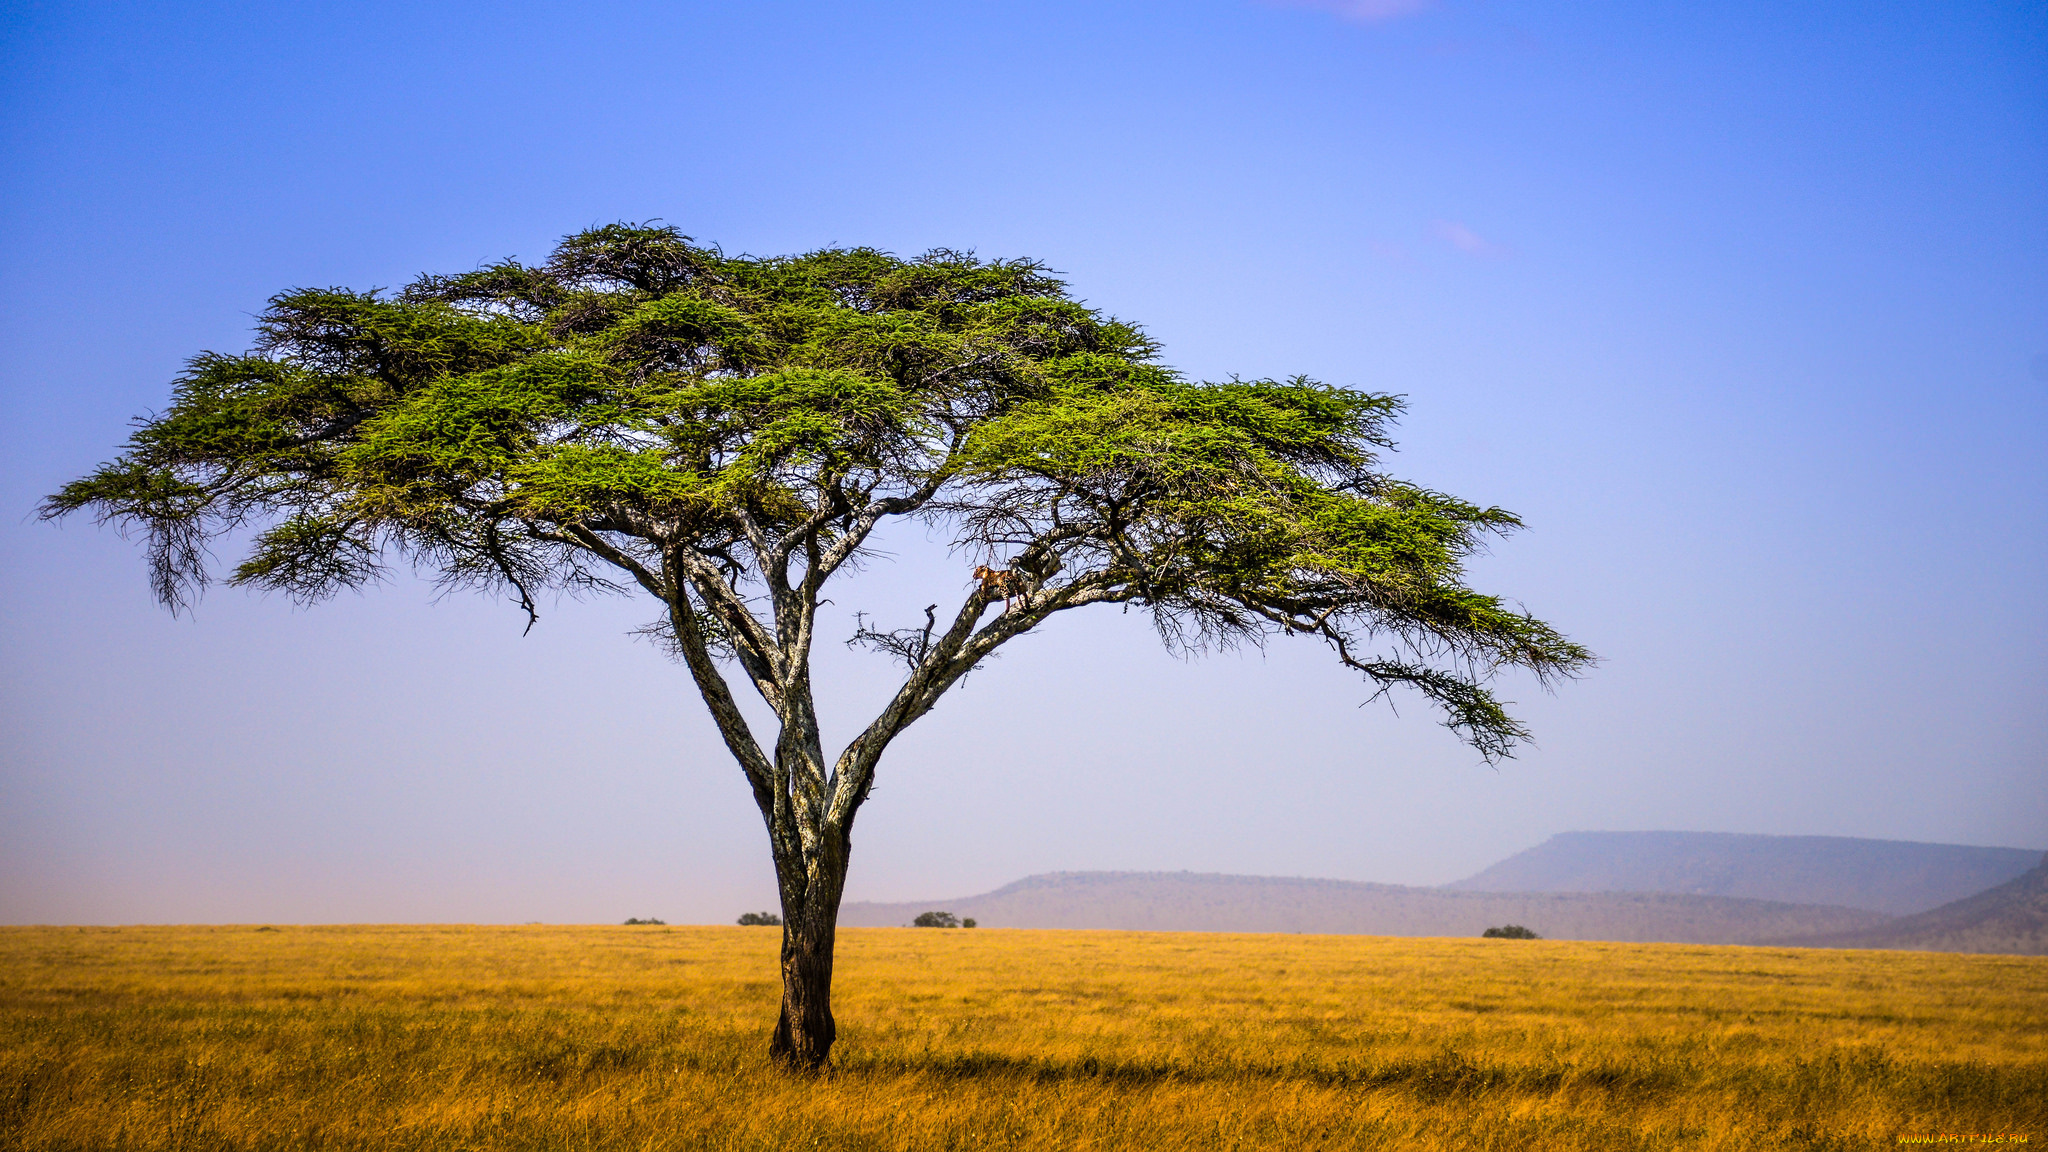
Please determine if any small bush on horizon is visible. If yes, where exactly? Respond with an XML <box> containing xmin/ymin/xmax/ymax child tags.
<box><xmin>1482</xmin><ymin>924</ymin><xmax>1539</xmax><ymax>939</ymax></box>
<box><xmin>622</xmin><ymin>917</ymin><xmax>666</xmax><ymax>926</ymax></box>
<box><xmin>912</xmin><ymin>911</ymin><xmax>960</xmax><ymax>928</ymax></box>
<box><xmin>963</xmin><ymin>918</ymin><xmax>977</xmax><ymax>928</ymax></box>
<box><xmin>737</xmin><ymin>912</ymin><xmax>781</xmax><ymax>926</ymax></box>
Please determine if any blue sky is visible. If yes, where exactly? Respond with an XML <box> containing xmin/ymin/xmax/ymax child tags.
<box><xmin>2</xmin><ymin>0</ymin><xmax>2043</xmax><ymax>924</ymax></box>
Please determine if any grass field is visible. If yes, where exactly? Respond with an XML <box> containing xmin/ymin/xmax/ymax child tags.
<box><xmin>2</xmin><ymin>925</ymin><xmax>2042</xmax><ymax>1150</ymax></box>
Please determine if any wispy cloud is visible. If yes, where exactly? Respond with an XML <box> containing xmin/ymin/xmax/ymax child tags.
<box><xmin>1433</xmin><ymin>220</ymin><xmax>1511</xmax><ymax>257</ymax></box>
<box><xmin>1263</xmin><ymin>0</ymin><xmax>1435</xmax><ymax>25</ymax></box>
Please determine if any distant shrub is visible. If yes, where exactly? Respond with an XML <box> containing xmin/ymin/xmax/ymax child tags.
<box><xmin>962</xmin><ymin>918</ymin><xmax>977</xmax><ymax>928</ymax></box>
<box><xmin>1482</xmin><ymin>924</ymin><xmax>1539</xmax><ymax>939</ymax></box>
<box><xmin>912</xmin><ymin>911</ymin><xmax>960</xmax><ymax>928</ymax></box>
<box><xmin>622</xmin><ymin>917</ymin><xmax>666</xmax><ymax>926</ymax></box>
<box><xmin>736</xmin><ymin>912</ymin><xmax>782</xmax><ymax>926</ymax></box>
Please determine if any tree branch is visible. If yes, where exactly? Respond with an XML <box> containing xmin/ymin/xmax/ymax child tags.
<box><xmin>661</xmin><ymin>571</ymin><xmax>799</xmax><ymax>872</ymax></box>
<box><xmin>665</xmin><ymin>546</ymin><xmax>788</xmax><ymax>707</ymax></box>
<box><xmin>549</xmin><ymin>522</ymin><xmax>669</xmax><ymax>599</ymax></box>
<box><xmin>823</xmin><ymin>569</ymin><xmax>1135</xmax><ymax>830</ymax></box>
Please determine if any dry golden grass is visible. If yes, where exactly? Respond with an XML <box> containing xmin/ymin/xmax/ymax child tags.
<box><xmin>2</xmin><ymin>924</ymin><xmax>2042</xmax><ymax>1150</ymax></box>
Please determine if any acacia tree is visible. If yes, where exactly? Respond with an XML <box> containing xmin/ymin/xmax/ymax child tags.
<box><xmin>47</xmin><ymin>224</ymin><xmax>1590</xmax><ymax>1070</ymax></box>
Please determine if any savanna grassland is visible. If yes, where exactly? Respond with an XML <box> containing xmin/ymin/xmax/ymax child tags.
<box><xmin>2</xmin><ymin>925</ymin><xmax>2041</xmax><ymax>1151</ymax></box>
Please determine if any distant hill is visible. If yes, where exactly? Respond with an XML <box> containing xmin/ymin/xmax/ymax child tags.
<box><xmin>839</xmin><ymin>871</ymin><xmax>1891</xmax><ymax>945</ymax></box>
<box><xmin>1444</xmin><ymin>832</ymin><xmax>2042</xmax><ymax>915</ymax></box>
<box><xmin>1781</xmin><ymin>852</ymin><xmax>2048</xmax><ymax>955</ymax></box>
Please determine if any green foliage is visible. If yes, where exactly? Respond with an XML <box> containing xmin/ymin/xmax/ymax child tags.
<box><xmin>47</xmin><ymin>222</ymin><xmax>1589</xmax><ymax>760</ymax></box>
<box><xmin>912</xmin><ymin>912</ymin><xmax>961</xmax><ymax>929</ymax></box>
<box><xmin>963</xmin><ymin>918</ymin><xmax>978</xmax><ymax>929</ymax></box>
<box><xmin>622</xmin><ymin>918</ymin><xmax>666</xmax><ymax>926</ymax></box>
<box><xmin>1482</xmin><ymin>925</ymin><xmax>1540</xmax><ymax>939</ymax></box>
<box><xmin>736</xmin><ymin>912</ymin><xmax>782</xmax><ymax>927</ymax></box>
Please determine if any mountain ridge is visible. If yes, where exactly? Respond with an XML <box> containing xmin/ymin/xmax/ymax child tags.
<box><xmin>1444</xmin><ymin>831</ymin><xmax>2042</xmax><ymax>915</ymax></box>
<box><xmin>1779</xmin><ymin>852</ymin><xmax>2048</xmax><ymax>955</ymax></box>
<box><xmin>839</xmin><ymin>869</ymin><xmax>1891</xmax><ymax>945</ymax></box>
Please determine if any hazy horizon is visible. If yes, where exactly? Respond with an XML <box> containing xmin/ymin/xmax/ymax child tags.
<box><xmin>3</xmin><ymin>0</ymin><xmax>2042</xmax><ymax>926</ymax></box>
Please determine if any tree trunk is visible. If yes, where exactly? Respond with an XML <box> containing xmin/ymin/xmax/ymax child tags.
<box><xmin>769</xmin><ymin>880</ymin><xmax>842</xmax><ymax>1071</ymax></box>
